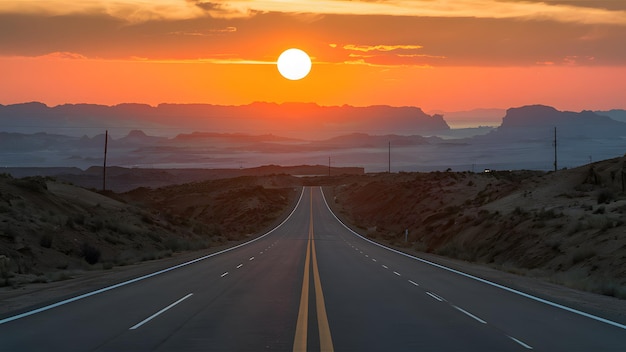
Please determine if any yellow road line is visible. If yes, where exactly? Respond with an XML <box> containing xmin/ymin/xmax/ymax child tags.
<box><xmin>293</xmin><ymin>188</ymin><xmax>334</xmax><ymax>352</ymax></box>
<box><xmin>312</xmin><ymin>223</ymin><xmax>334</xmax><ymax>351</ymax></box>
<box><xmin>293</xmin><ymin>224</ymin><xmax>311</xmax><ymax>351</ymax></box>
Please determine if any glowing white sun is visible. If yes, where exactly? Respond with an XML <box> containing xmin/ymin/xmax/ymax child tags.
<box><xmin>277</xmin><ymin>48</ymin><xmax>311</xmax><ymax>80</ymax></box>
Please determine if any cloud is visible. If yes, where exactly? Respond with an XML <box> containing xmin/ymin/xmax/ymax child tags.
<box><xmin>18</xmin><ymin>52</ymin><xmax>274</xmax><ymax>65</ymax></box>
<box><xmin>169</xmin><ymin>27</ymin><xmax>237</xmax><ymax>36</ymax></box>
<box><xmin>338</xmin><ymin>43</ymin><xmax>441</xmax><ymax>66</ymax></box>
<box><xmin>0</xmin><ymin>0</ymin><xmax>205</xmax><ymax>22</ymax></box>
<box><xmin>1</xmin><ymin>0</ymin><xmax>625</xmax><ymax>25</ymax></box>
<box><xmin>188</xmin><ymin>1</ymin><xmax>258</xmax><ymax>18</ymax></box>
<box><xmin>343</xmin><ymin>44</ymin><xmax>423</xmax><ymax>52</ymax></box>
<box><xmin>126</xmin><ymin>55</ymin><xmax>275</xmax><ymax>64</ymax></box>
<box><xmin>38</xmin><ymin>52</ymin><xmax>89</xmax><ymax>60</ymax></box>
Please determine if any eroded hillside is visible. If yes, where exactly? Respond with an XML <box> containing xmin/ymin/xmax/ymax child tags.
<box><xmin>0</xmin><ymin>174</ymin><xmax>300</xmax><ymax>287</ymax></box>
<box><xmin>330</xmin><ymin>157</ymin><xmax>626</xmax><ymax>298</ymax></box>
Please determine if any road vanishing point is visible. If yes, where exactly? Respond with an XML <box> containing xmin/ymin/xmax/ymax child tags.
<box><xmin>1</xmin><ymin>187</ymin><xmax>626</xmax><ymax>351</ymax></box>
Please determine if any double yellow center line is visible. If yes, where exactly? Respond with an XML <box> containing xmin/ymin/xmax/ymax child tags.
<box><xmin>293</xmin><ymin>189</ymin><xmax>334</xmax><ymax>352</ymax></box>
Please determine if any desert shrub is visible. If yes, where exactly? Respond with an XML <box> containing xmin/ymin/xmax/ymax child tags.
<box><xmin>593</xmin><ymin>206</ymin><xmax>605</xmax><ymax>214</ymax></box>
<box><xmin>141</xmin><ymin>214</ymin><xmax>154</xmax><ymax>225</ymax></box>
<box><xmin>39</xmin><ymin>233</ymin><xmax>53</xmax><ymax>248</ymax></box>
<box><xmin>513</xmin><ymin>207</ymin><xmax>527</xmax><ymax>216</ymax></box>
<box><xmin>535</xmin><ymin>208</ymin><xmax>561</xmax><ymax>220</ymax></box>
<box><xmin>571</xmin><ymin>248</ymin><xmax>596</xmax><ymax>265</ymax></box>
<box><xmin>88</xmin><ymin>218</ymin><xmax>105</xmax><ymax>232</ymax></box>
<box><xmin>81</xmin><ymin>243</ymin><xmax>101</xmax><ymax>264</ymax></box>
<box><xmin>532</xmin><ymin>221</ymin><xmax>546</xmax><ymax>229</ymax></box>
<box><xmin>0</xmin><ymin>255</ymin><xmax>10</xmax><ymax>286</ymax></box>
<box><xmin>73</xmin><ymin>214</ymin><xmax>85</xmax><ymax>225</ymax></box>
<box><xmin>597</xmin><ymin>189</ymin><xmax>614</xmax><ymax>204</ymax></box>
<box><xmin>10</xmin><ymin>177</ymin><xmax>48</xmax><ymax>193</ymax></box>
<box><xmin>65</xmin><ymin>216</ymin><xmax>75</xmax><ymax>229</ymax></box>
<box><xmin>164</xmin><ymin>238</ymin><xmax>189</xmax><ymax>252</ymax></box>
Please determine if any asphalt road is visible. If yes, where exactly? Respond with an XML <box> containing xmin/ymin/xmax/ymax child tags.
<box><xmin>1</xmin><ymin>186</ymin><xmax>626</xmax><ymax>351</ymax></box>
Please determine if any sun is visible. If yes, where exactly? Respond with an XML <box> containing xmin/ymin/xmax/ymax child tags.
<box><xmin>277</xmin><ymin>48</ymin><xmax>312</xmax><ymax>80</ymax></box>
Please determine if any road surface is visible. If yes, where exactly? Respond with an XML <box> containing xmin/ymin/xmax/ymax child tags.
<box><xmin>1</xmin><ymin>187</ymin><xmax>625</xmax><ymax>351</ymax></box>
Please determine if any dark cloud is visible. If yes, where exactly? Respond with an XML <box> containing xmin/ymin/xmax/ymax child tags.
<box><xmin>0</xmin><ymin>10</ymin><xmax>624</xmax><ymax>66</ymax></box>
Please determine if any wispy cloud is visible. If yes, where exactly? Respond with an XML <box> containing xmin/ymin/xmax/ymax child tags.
<box><xmin>1</xmin><ymin>0</ymin><xmax>625</xmax><ymax>25</ymax></box>
<box><xmin>32</xmin><ymin>52</ymin><xmax>276</xmax><ymax>65</ymax></box>
<box><xmin>338</xmin><ymin>43</ymin><xmax>441</xmax><ymax>67</ymax></box>
<box><xmin>169</xmin><ymin>27</ymin><xmax>237</xmax><ymax>36</ymax></box>
<box><xmin>343</xmin><ymin>44</ymin><xmax>423</xmax><ymax>52</ymax></box>
<box><xmin>38</xmin><ymin>52</ymin><xmax>89</xmax><ymax>60</ymax></box>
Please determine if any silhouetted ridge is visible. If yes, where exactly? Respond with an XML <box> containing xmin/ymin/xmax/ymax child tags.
<box><xmin>493</xmin><ymin>105</ymin><xmax>626</xmax><ymax>139</ymax></box>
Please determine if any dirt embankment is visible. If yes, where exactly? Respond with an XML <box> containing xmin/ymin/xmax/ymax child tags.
<box><xmin>0</xmin><ymin>173</ymin><xmax>301</xmax><ymax>288</ymax></box>
<box><xmin>330</xmin><ymin>157</ymin><xmax>626</xmax><ymax>299</ymax></box>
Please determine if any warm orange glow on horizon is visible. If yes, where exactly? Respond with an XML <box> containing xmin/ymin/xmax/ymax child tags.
<box><xmin>1</xmin><ymin>1</ymin><xmax>625</xmax><ymax>112</ymax></box>
<box><xmin>2</xmin><ymin>54</ymin><xmax>625</xmax><ymax>112</ymax></box>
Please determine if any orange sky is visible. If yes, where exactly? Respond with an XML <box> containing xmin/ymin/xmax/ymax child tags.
<box><xmin>1</xmin><ymin>0</ymin><xmax>625</xmax><ymax>112</ymax></box>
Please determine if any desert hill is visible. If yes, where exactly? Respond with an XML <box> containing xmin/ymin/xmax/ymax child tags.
<box><xmin>483</xmin><ymin>105</ymin><xmax>626</xmax><ymax>140</ymax></box>
<box><xmin>0</xmin><ymin>173</ymin><xmax>300</xmax><ymax>287</ymax></box>
<box><xmin>6</xmin><ymin>164</ymin><xmax>364</xmax><ymax>192</ymax></box>
<box><xmin>329</xmin><ymin>156</ymin><xmax>626</xmax><ymax>299</ymax></box>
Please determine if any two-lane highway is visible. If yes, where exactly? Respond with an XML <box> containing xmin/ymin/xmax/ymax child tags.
<box><xmin>1</xmin><ymin>187</ymin><xmax>626</xmax><ymax>351</ymax></box>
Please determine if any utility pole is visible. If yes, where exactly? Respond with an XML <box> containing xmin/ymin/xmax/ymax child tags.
<box><xmin>102</xmin><ymin>130</ymin><xmax>108</xmax><ymax>191</ymax></box>
<box><xmin>328</xmin><ymin>156</ymin><xmax>331</xmax><ymax>177</ymax></box>
<box><xmin>553</xmin><ymin>127</ymin><xmax>557</xmax><ymax>172</ymax></box>
<box><xmin>388</xmin><ymin>141</ymin><xmax>391</xmax><ymax>173</ymax></box>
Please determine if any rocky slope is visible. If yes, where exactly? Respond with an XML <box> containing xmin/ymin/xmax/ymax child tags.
<box><xmin>330</xmin><ymin>156</ymin><xmax>626</xmax><ymax>298</ymax></box>
<box><xmin>0</xmin><ymin>174</ymin><xmax>300</xmax><ymax>287</ymax></box>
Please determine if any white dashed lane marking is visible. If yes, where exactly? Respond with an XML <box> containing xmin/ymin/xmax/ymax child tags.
<box><xmin>426</xmin><ymin>292</ymin><xmax>444</xmax><ymax>302</ymax></box>
<box><xmin>453</xmin><ymin>305</ymin><xmax>487</xmax><ymax>324</ymax></box>
<box><xmin>508</xmin><ymin>336</ymin><xmax>533</xmax><ymax>350</ymax></box>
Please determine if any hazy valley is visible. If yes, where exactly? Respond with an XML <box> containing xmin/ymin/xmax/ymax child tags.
<box><xmin>2</xmin><ymin>103</ymin><xmax>626</xmax><ymax>176</ymax></box>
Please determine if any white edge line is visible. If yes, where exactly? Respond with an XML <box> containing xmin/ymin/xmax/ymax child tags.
<box><xmin>319</xmin><ymin>187</ymin><xmax>626</xmax><ymax>331</ymax></box>
<box><xmin>453</xmin><ymin>305</ymin><xmax>487</xmax><ymax>324</ymax></box>
<box><xmin>0</xmin><ymin>187</ymin><xmax>306</xmax><ymax>326</ymax></box>
<box><xmin>129</xmin><ymin>293</ymin><xmax>193</xmax><ymax>330</ymax></box>
<box><xmin>508</xmin><ymin>335</ymin><xmax>534</xmax><ymax>350</ymax></box>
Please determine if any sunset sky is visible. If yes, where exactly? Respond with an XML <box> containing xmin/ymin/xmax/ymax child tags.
<box><xmin>1</xmin><ymin>0</ymin><xmax>625</xmax><ymax>112</ymax></box>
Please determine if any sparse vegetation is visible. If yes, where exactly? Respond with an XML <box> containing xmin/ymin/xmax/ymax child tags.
<box><xmin>331</xmin><ymin>161</ymin><xmax>626</xmax><ymax>300</ymax></box>
<box><xmin>597</xmin><ymin>189</ymin><xmax>615</xmax><ymax>204</ymax></box>
<box><xmin>0</xmin><ymin>174</ymin><xmax>299</xmax><ymax>290</ymax></box>
<box><xmin>39</xmin><ymin>234</ymin><xmax>53</xmax><ymax>248</ymax></box>
<box><xmin>81</xmin><ymin>243</ymin><xmax>101</xmax><ymax>265</ymax></box>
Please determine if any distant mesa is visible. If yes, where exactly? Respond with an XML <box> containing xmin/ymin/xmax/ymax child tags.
<box><xmin>491</xmin><ymin>104</ymin><xmax>626</xmax><ymax>140</ymax></box>
<box><xmin>0</xmin><ymin>101</ymin><xmax>450</xmax><ymax>139</ymax></box>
